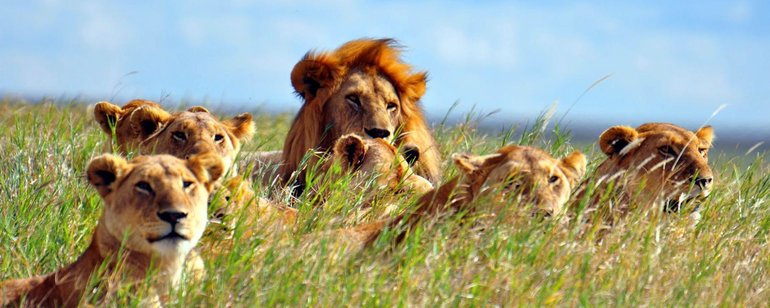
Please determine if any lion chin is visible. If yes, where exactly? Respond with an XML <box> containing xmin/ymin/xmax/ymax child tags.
<box><xmin>148</xmin><ymin>230</ymin><xmax>195</xmax><ymax>257</ymax></box>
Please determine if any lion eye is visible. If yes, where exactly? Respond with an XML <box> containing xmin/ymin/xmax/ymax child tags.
<box><xmin>503</xmin><ymin>178</ymin><xmax>521</xmax><ymax>191</ymax></box>
<box><xmin>172</xmin><ymin>131</ymin><xmax>186</xmax><ymax>142</ymax></box>
<box><xmin>346</xmin><ymin>94</ymin><xmax>361</xmax><ymax>110</ymax></box>
<box><xmin>698</xmin><ymin>148</ymin><xmax>707</xmax><ymax>156</ymax></box>
<box><xmin>658</xmin><ymin>146</ymin><xmax>678</xmax><ymax>157</ymax></box>
<box><xmin>548</xmin><ymin>175</ymin><xmax>559</xmax><ymax>184</ymax></box>
<box><xmin>214</xmin><ymin>134</ymin><xmax>224</xmax><ymax>143</ymax></box>
<box><xmin>135</xmin><ymin>181</ymin><xmax>154</xmax><ymax>195</ymax></box>
<box><xmin>387</xmin><ymin>102</ymin><xmax>398</xmax><ymax>111</ymax></box>
<box><xmin>183</xmin><ymin>181</ymin><xmax>193</xmax><ymax>189</ymax></box>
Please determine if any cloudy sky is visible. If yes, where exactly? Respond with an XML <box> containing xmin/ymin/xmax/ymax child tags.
<box><xmin>1</xmin><ymin>1</ymin><xmax>768</xmax><ymax>137</ymax></box>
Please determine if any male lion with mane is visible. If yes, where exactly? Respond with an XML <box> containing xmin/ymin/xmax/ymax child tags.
<box><xmin>0</xmin><ymin>153</ymin><xmax>223</xmax><ymax>307</ymax></box>
<box><xmin>280</xmin><ymin>38</ymin><xmax>440</xmax><ymax>185</ymax></box>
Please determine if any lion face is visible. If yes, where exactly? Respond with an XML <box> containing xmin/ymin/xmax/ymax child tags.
<box><xmin>284</xmin><ymin>38</ymin><xmax>441</xmax><ymax>183</ymax></box>
<box><xmin>595</xmin><ymin>123</ymin><xmax>714</xmax><ymax>210</ymax></box>
<box><xmin>142</xmin><ymin>110</ymin><xmax>253</xmax><ymax>173</ymax></box>
<box><xmin>94</xmin><ymin>101</ymin><xmax>254</xmax><ymax>173</ymax></box>
<box><xmin>452</xmin><ymin>146</ymin><xmax>587</xmax><ymax>217</ymax></box>
<box><xmin>321</xmin><ymin>134</ymin><xmax>433</xmax><ymax>195</ymax></box>
<box><xmin>324</xmin><ymin>70</ymin><xmax>402</xmax><ymax>142</ymax></box>
<box><xmin>86</xmin><ymin>153</ymin><xmax>224</xmax><ymax>259</ymax></box>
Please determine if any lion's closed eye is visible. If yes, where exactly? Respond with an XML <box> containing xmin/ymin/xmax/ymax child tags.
<box><xmin>136</xmin><ymin>181</ymin><xmax>154</xmax><ymax>195</ymax></box>
<box><xmin>172</xmin><ymin>131</ymin><xmax>186</xmax><ymax>142</ymax></box>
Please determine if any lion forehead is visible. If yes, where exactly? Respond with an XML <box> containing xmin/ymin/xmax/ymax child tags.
<box><xmin>336</xmin><ymin>71</ymin><xmax>399</xmax><ymax>101</ymax></box>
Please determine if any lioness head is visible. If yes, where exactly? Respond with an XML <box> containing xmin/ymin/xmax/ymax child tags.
<box><xmin>321</xmin><ymin>134</ymin><xmax>433</xmax><ymax>195</ymax></box>
<box><xmin>94</xmin><ymin>101</ymin><xmax>254</xmax><ymax>173</ymax></box>
<box><xmin>594</xmin><ymin>123</ymin><xmax>714</xmax><ymax>211</ymax></box>
<box><xmin>86</xmin><ymin>153</ymin><xmax>224</xmax><ymax>259</ymax></box>
<box><xmin>284</xmin><ymin>38</ymin><xmax>440</xmax><ymax>183</ymax></box>
<box><xmin>94</xmin><ymin>99</ymin><xmax>172</xmax><ymax>153</ymax></box>
<box><xmin>452</xmin><ymin>146</ymin><xmax>587</xmax><ymax>217</ymax></box>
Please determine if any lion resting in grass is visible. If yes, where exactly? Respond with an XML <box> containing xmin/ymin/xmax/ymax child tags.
<box><xmin>0</xmin><ymin>153</ymin><xmax>223</xmax><ymax>307</ymax></box>
<box><xmin>209</xmin><ymin>134</ymin><xmax>434</xmax><ymax>238</ymax></box>
<box><xmin>94</xmin><ymin>100</ymin><xmax>254</xmax><ymax>174</ymax></box>
<box><xmin>574</xmin><ymin>123</ymin><xmax>715</xmax><ymax>226</ymax></box>
<box><xmin>330</xmin><ymin>145</ymin><xmax>587</xmax><ymax>248</ymax></box>
<box><xmin>311</xmin><ymin>134</ymin><xmax>434</xmax><ymax>211</ymax></box>
<box><xmin>280</xmin><ymin>38</ymin><xmax>440</xmax><ymax>185</ymax></box>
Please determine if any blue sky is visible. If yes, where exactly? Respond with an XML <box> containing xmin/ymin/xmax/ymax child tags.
<box><xmin>1</xmin><ymin>1</ymin><xmax>768</xmax><ymax>136</ymax></box>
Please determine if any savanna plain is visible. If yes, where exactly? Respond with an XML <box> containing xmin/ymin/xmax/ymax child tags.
<box><xmin>0</xmin><ymin>98</ymin><xmax>768</xmax><ymax>306</ymax></box>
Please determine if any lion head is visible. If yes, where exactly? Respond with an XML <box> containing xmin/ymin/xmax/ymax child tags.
<box><xmin>452</xmin><ymin>145</ymin><xmax>587</xmax><ymax>217</ymax></box>
<box><xmin>319</xmin><ymin>134</ymin><xmax>433</xmax><ymax>196</ymax></box>
<box><xmin>93</xmin><ymin>99</ymin><xmax>172</xmax><ymax>153</ymax></box>
<box><xmin>583</xmin><ymin>123</ymin><xmax>714</xmax><ymax>219</ymax></box>
<box><xmin>86</xmin><ymin>153</ymin><xmax>224</xmax><ymax>262</ymax></box>
<box><xmin>342</xmin><ymin>145</ymin><xmax>586</xmax><ymax>249</ymax></box>
<box><xmin>283</xmin><ymin>38</ymin><xmax>440</xmax><ymax>183</ymax></box>
<box><xmin>94</xmin><ymin>101</ymin><xmax>254</xmax><ymax>174</ymax></box>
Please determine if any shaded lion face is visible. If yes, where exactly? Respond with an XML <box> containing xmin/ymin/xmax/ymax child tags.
<box><xmin>453</xmin><ymin>146</ymin><xmax>587</xmax><ymax>217</ymax></box>
<box><xmin>321</xmin><ymin>133</ymin><xmax>432</xmax><ymax>195</ymax></box>
<box><xmin>596</xmin><ymin>123</ymin><xmax>714</xmax><ymax>210</ymax></box>
<box><xmin>86</xmin><ymin>154</ymin><xmax>223</xmax><ymax>258</ymax></box>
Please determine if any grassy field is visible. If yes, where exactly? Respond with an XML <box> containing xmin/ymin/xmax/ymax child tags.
<box><xmin>1</xmin><ymin>98</ymin><xmax>769</xmax><ymax>306</ymax></box>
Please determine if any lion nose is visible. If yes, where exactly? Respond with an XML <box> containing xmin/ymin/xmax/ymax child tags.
<box><xmin>694</xmin><ymin>176</ymin><xmax>713</xmax><ymax>189</ymax></box>
<box><xmin>158</xmin><ymin>210</ymin><xmax>188</xmax><ymax>225</ymax></box>
<box><xmin>364</xmin><ymin>128</ymin><xmax>391</xmax><ymax>139</ymax></box>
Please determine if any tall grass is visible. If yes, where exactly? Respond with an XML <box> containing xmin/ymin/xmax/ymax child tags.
<box><xmin>0</xmin><ymin>98</ymin><xmax>768</xmax><ymax>306</ymax></box>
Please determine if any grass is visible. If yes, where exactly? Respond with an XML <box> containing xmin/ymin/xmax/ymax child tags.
<box><xmin>0</xmin><ymin>97</ymin><xmax>768</xmax><ymax>306</ymax></box>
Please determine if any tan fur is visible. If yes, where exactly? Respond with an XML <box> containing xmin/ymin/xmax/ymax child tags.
<box><xmin>319</xmin><ymin>134</ymin><xmax>433</xmax><ymax>196</ymax></box>
<box><xmin>331</xmin><ymin>145</ymin><xmax>587</xmax><ymax>248</ymax></box>
<box><xmin>299</xmin><ymin>134</ymin><xmax>434</xmax><ymax>220</ymax></box>
<box><xmin>577</xmin><ymin>122</ymin><xmax>715</xmax><ymax>226</ymax></box>
<box><xmin>94</xmin><ymin>99</ymin><xmax>172</xmax><ymax>153</ymax></box>
<box><xmin>0</xmin><ymin>154</ymin><xmax>223</xmax><ymax>306</ymax></box>
<box><xmin>94</xmin><ymin>101</ymin><xmax>254</xmax><ymax>174</ymax></box>
<box><xmin>281</xmin><ymin>38</ymin><xmax>440</xmax><ymax>185</ymax></box>
<box><xmin>208</xmin><ymin>177</ymin><xmax>297</xmax><ymax>238</ymax></box>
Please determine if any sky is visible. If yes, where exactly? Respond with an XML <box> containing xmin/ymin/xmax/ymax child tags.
<box><xmin>1</xmin><ymin>1</ymin><xmax>768</xmax><ymax>139</ymax></box>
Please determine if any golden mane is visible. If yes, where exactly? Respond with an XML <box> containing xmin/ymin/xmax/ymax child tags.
<box><xmin>282</xmin><ymin>38</ymin><xmax>440</xmax><ymax>184</ymax></box>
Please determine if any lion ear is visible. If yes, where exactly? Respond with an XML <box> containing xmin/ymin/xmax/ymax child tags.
<box><xmin>695</xmin><ymin>125</ymin><xmax>714</xmax><ymax>148</ymax></box>
<box><xmin>559</xmin><ymin>151</ymin><xmax>587</xmax><ymax>186</ymax></box>
<box><xmin>128</xmin><ymin>105</ymin><xmax>173</xmax><ymax>140</ymax></box>
<box><xmin>187</xmin><ymin>106</ymin><xmax>210</xmax><ymax>113</ymax></box>
<box><xmin>290</xmin><ymin>53</ymin><xmax>340</xmax><ymax>101</ymax></box>
<box><xmin>401</xmin><ymin>143</ymin><xmax>420</xmax><ymax>166</ymax></box>
<box><xmin>223</xmin><ymin>113</ymin><xmax>255</xmax><ymax>141</ymax></box>
<box><xmin>333</xmin><ymin>134</ymin><xmax>367</xmax><ymax>169</ymax></box>
<box><xmin>403</xmin><ymin>72</ymin><xmax>428</xmax><ymax>103</ymax></box>
<box><xmin>87</xmin><ymin>154</ymin><xmax>128</xmax><ymax>198</ymax></box>
<box><xmin>94</xmin><ymin>101</ymin><xmax>124</xmax><ymax>135</ymax></box>
<box><xmin>187</xmin><ymin>153</ymin><xmax>225</xmax><ymax>191</ymax></box>
<box><xmin>452</xmin><ymin>153</ymin><xmax>502</xmax><ymax>175</ymax></box>
<box><xmin>598</xmin><ymin>126</ymin><xmax>639</xmax><ymax>156</ymax></box>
